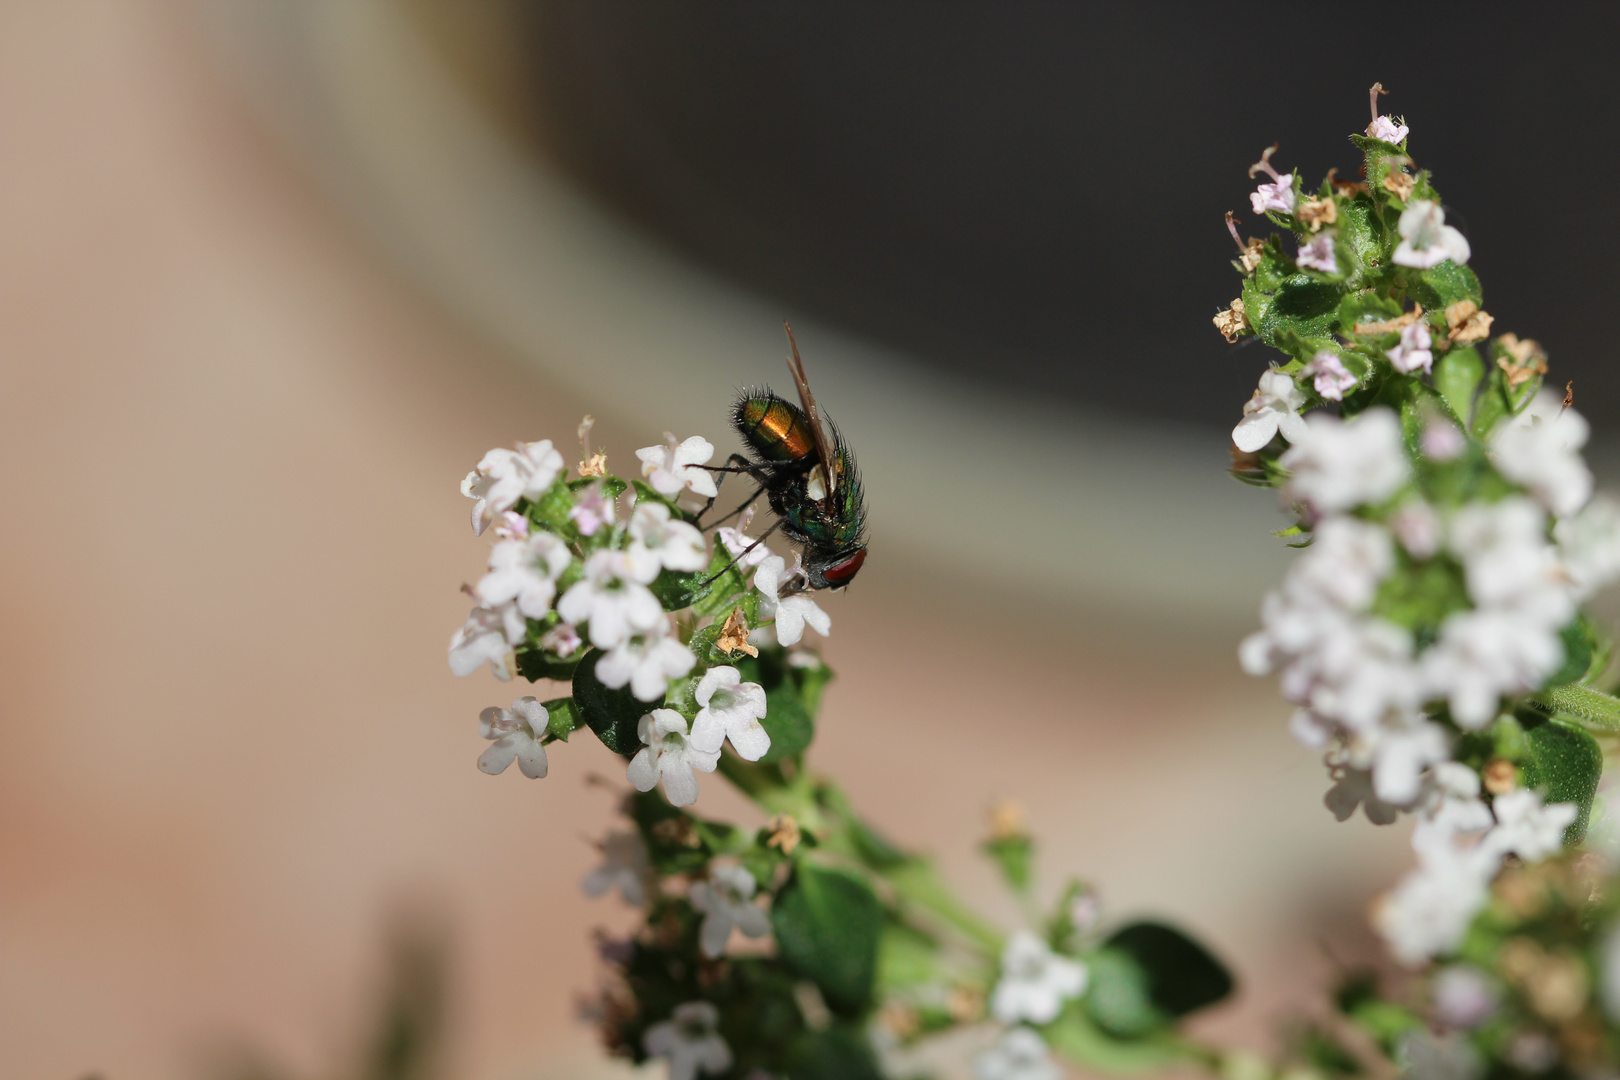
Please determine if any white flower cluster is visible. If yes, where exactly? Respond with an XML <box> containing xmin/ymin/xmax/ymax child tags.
<box><xmin>450</xmin><ymin>431</ymin><xmax>831</xmax><ymax>806</ymax></box>
<box><xmin>970</xmin><ymin>932</ymin><xmax>1085</xmax><ymax>1080</ymax></box>
<box><xmin>1237</xmin><ymin>389</ymin><xmax>1620</xmax><ymax>962</ymax></box>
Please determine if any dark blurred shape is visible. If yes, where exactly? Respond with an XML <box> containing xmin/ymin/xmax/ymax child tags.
<box><xmin>482</xmin><ymin>3</ymin><xmax>1620</xmax><ymax>431</ymax></box>
<box><xmin>207</xmin><ymin>907</ymin><xmax>450</xmax><ymax>1080</ymax></box>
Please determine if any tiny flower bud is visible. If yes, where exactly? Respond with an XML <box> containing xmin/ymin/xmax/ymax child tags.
<box><xmin>1482</xmin><ymin>758</ymin><xmax>1519</xmax><ymax>795</ymax></box>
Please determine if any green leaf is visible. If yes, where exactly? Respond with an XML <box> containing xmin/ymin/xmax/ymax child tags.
<box><xmin>523</xmin><ymin>479</ymin><xmax>576</xmax><ymax>533</ymax></box>
<box><xmin>571</xmin><ymin>649</ymin><xmax>643</xmax><ymax>755</ymax></box>
<box><xmin>876</xmin><ymin>921</ymin><xmax>942</xmax><ymax>991</ymax></box>
<box><xmin>1102</xmin><ymin>921</ymin><xmax>1234</xmax><ymax>1020</ymax></box>
<box><xmin>1407</xmin><ymin>262</ymin><xmax>1482</xmax><ymax>311</ymax></box>
<box><xmin>1432</xmin><ymin>346</ymin><xmax>1484</xmax><ymax>428</ymax></box>
<box><xmin>1085</xmin><ymin>948</ymin><xmax>1164</xmax><ymax>1038</ymax></box>
<box><xmin>1470</xmin><ymin>368</ymin><xmax>1514</xmax><ymax>439</ymax></box>
<box><xmin>542</xmin><ymin>697</ymin><xmax>583</xmax><ymax>742</ymax></box>
<box><xmin>1047</xmin><ymin>998</ymin><xmax>1191</xmax><ymax>1073</ymax></box>
<box><xmin>760</xmin><ymin>688</ymin><xmax>813</xmax><ymax>763</ymax></box>
<box><xmin>1519</xmin><ymin>716</ymin><xmax>1603</xmax><ymax>844</ymax></box>
<box><xmin>783</xmin><ymin>1024</ymin><xmax>884</xmax><ymax>1080</ymax></box>
<box><xmin>772</xmin><ymin>864</ymin><xmax>885</xmax><ymax>1015</ymax></box>
<box><xmin>1251</xmin><ymin>275</ymin><xmax>1341</xmax><ymax>347</ymax></box>
<box><xmin>1335</xmin><ymin>195</ymin><xmax>1386</xmax><ymax>277</ymax></box>
<box><xmin>647</xmin><ymin>540</ymin><xmax>751</xmax><ymax>616</ymax></box>
<box><xmin>981</xmin><ymin>835</ymin><xmax>1034</xmax><ymax>893</ymax></box>
<box><xmin>514</xmin><ymin>647</ymin><xmax>580</xmax><ymax>683</ymax></box>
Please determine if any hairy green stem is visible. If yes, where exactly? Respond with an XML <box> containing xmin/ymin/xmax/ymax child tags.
<box><xmin>1532</xmin><ymin>683</ymin><xmax>1620</xmax><ymax>730</ymax></box>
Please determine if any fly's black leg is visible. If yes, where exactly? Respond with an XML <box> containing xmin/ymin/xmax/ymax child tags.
<box><xmin>696</xmin><ymin>454</ymin><xmax>764</xmax><ymax>524</ymax></box>
<box><xmin>700</xmin><ymin>519</ymin><xmax>783</xmax><ymax>586</ymax></box>
<box><xmin>701</xmin><ymin>484</ymin><xmax>766</xmax><ymax>533</ymax></box>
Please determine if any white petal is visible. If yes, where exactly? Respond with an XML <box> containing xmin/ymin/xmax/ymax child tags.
<box><xmin>726</xmin><ymin>719</ymin><xmax>771</xmax><ymax>762</ymax></box>
<box><xmin>514</xmin><ymin>737</ymin><xmax>549</xmax><ymax>779</ymax></box>
<box><xmin>626</xmin><ymin>749</ymin><xmax>659</xmax><ymax>792</ymax></box>
<box><xmin>478</xmin><ymin>737</ymin><xmax>518</xmax><ymax>775</ymax></box>
<box><xmin>698</xmin><ymin>913</ymin><xmax>732</xmax><ymax>958</ymax></box>
<box><xmin>660</xmin><ymin>759</ymin><xmax>700</xmax><ymax>806</ymax></box>
<box><xmin>734</xmin><ymin>904</ymin><xmax>771</xmax><ymax>938</ymax></box>
<box><xmin>689</xmin><ymin>710</ymin><xmax>725</xmax><ymax>754</ymax></box>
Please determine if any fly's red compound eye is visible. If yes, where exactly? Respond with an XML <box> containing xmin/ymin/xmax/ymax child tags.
<box><xmin>822</xmin><ymin>549</ymin><xmax>866</xmax><ymax>588</ymax></box>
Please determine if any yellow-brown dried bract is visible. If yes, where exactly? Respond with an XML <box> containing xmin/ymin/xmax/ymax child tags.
<box><xmin>1237</xmin><ymin>237</ymin><xmax>1265</xmax><ymax>273</ymax></box>
<box><xmin>1444</xmin><ymin>300</ymin><xmax>1495</xmax><ymax>344</ymax></box>
<box><xmin>1213</xmin><ymin>298</ymin><xmax>1248</xmax><ymax>343</ymax></box>
<box><xmin>1564</xmin><ymin>380</ymin><xmax>1575</xmax><ymax>409</ymax></box>
<box><xmin>1351</xmin><ymin>304</ymin><xmax>1424</xmax><ymax>336</ymax></box>
<box><xmin>1296</xmin><ymin>197</ymin><xmax>1338</xmax><ymax>231</ymax></box>
<box><xmin>765</xmin><ymin>813</ymin><xmax>801</xmax><ymax>856</ymax></box>
<box><xmin>988</xmin><ymin>799</ymin><xmax>1028</xmax><ymax>842</ymax></box>
<box><xmin>1382</xmin><ymin>169</ymin><xmax>1415</xmax><ymax>201</ymax></box>
<box><xmin>578</xmin><ymin>452</ymin><xmax>608</xmax><ymax>478</ymax></box>
<box><xmin>946</xmin><ymin>986</ymin><xmax>985</xmax><ymax>1023</ymax></box>
<box><xmin>716</xmin><ymin>608</ymin><xmax>759</xmax><ymax>658</ymax></box>
<box><xmin>878</xmin><ymin>1003</ymin><xmax>921</xmax><ymax>1040</ymax></box>
<box><xmin>1496</xmin><ymin>332</ymin><xmax>1549</xmax><ymax>387</ymax></box>
<box><xmin>1482</xmin><ymin>758</ymin><xmax>1518</xmax><ymax>795</ymax></box>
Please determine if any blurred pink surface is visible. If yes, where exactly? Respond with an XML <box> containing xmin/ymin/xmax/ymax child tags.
<box><xmin>0</xmin><ymin>4</ymin><xmax>1409</xmax><ymax>1078</ymax></box>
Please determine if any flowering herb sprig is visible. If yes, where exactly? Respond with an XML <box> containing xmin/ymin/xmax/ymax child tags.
<box><xmin>450</xmin><ymin>426</ymin><xmax>1240</xmax><ymax>1078</ymax></box>
<box><xmin>1224</xmin><ymin>85</ymin><xmax>1620</xmax><ymax>1073</ymax></box>
<box><xmin>450</xmin><ymin>85</ymin><xmax>1620</xmax><ymax>1080</ymax></box>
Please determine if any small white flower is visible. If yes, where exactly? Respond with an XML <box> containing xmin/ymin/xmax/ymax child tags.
<box><xmin>476</xmin><ymin>530</ymin><xmax>573</xmax><ymax>627</ymax></box>
<box><xmin>989</xmin><ymin>931</ymin><xmax>1087</xmax><ymax>1025</ymax></box>
<box><xmin>1412</xmin><ymin>763</ymin><xmax>1494</xmax><ymax>853</ymax></box>
<box><xmin>449</xmin><ymin>606</ymin><xmax>515</xmax><ymax>679</ymax></box>
<box><xmin>492</xmin><ymin>511</ymin><xmax>529</xmax><ymax>540</ymax></box>
<box><xmin>643</xmin><ymin>1002</ymin><xmax>732</xmax><ymax>1080</ymax></box>
<box><xmin>1373</xmin><ymin>843</ymin><xmax>1497</xmax><ymax>965</ymax></box>
<box><xmin>596</xmin><ymin>621</ymin><xmax>696</xmax><ymax>702</ymax></box>
<box><xmin>1448</xmin><ymin>497</ymin><xmax>1573</xmax><ymax>625</ymax></box>
<box><xmin>1292</xmin><ymin>516</ymin><xmax>1393</xmax><ymax>610</ymax></box>
<box><xmin>1556</xmin><ymin>495</ymin><xmax>1620</xmax><ymax>599</ymax></box>
<box><xmin>1432</xmin><ymin>965</ymin><xmax>1499</xmax><ymax>1030</ymax></box>
<box><xmin>688</xmin><ymin>864</ymin><xmax>771</xmax><ymax>958</ymax></box>
<box><xmin>689</xmin><ymin>666</ymin><xmax>770</xmax><ymax>761</ymax></box>
<box><xmin>973</xmin><ymin>1027</ymin><xmax>1062</xmax><ymax>1080</ymax></box>
<box><xmin>1232</xmin><ymin>369</ymin><xmax>1308</xmax><ymax>453</ymax></box>
<box><xmin>1323</xmin><ymin>765</ymin><xmax>1401</xmax><ymax>826</ymax></box>
<box><xmin>1492</xmin><ymin>390</ymin><xmax>1593</xmax><ymax>518</ymax></box>
<box><xmin>1289</xmin><ymin>708</ymin><xmax>1335</xmax><ymax>749</ymax></box>
<box><xmin>626</xmin><ymin>709</ymin><xmax>720</xmax><ymax>807</ymax></box>
<box><xmin>1250</xmin><ymin>173</ymin><xmax>1295</xmax><ymax>216</ymax></box>
<box><xmin>1395</xmin><ymin>1029</ymin><xmax>1483</xmax><ymax>1080</ymax></box>
<box><xmin>1386</xmin><ymin>320</ymin><xmax>1434</xmax><ymax>375</ymax></box>
<box><xmin>539</xmin><ymin>621</ymin><xmax>582</xmax><ymax>657</ymax></box>
<box><xmin>477</xmin><ymin>697</ymin><xmax>549</xmax><ymax>778</ymax></box>
<box><xmin>637</xmin><ymin>433</ymin><xmax>719</xmax><ymax>499</ymax></box>
<box><xmin>717</xmin><ymin>506</ymin><xmax>771</xmax><ymax>568</ymax></box>
<box><xmin>1391</xmin><ymin>497</ymin><xmax>1443</xmax><ymax>559</ymax></box>
<box><xmin>1368</xmin><ymin>115</ymin><xmax>1409</xmax><ymax>144</ymax></box>
<box><xmin>1485</xmin><ymin>789</ymin><xmax>1577</xmax><ymax>863</ymax></box>
<box><xmin>1344</xmin><ymin>712</ymin><xmax>1451</xmax><ymax>807</ymax></box>
<box><xmin>626</xmin><ymin>502</ymin><xmax>709</xmax><ymax>581</ymax></box>
<box><xmin>557</xmin><ymin>550</ymin><xmax>666</xmax><ymax>648</ymax></box>
<box><xmin>1421</xmin><ymin>418</ymin><xmax>1467</xmax><ymax>462</ymax></box>
<box><xmin>1296</xmin><ymin>234</ymin><xmax>1337</xmax><ymax>273</ymax></box>
<box><xmin>568</xmin><ymin>483</ymin><xmax>615</xmax><ymax>537</ymax></box>
<box><xmin>1303</xmin><ymin>350</ymin><xmax>1357</xmax><ymax>401</ymax></box>
<box><xmin>582</xmin><ymin>830</ymin><xmax>653</xmax><ymax>907</ymax></box>
<box><xmin>461</xmin><ymin>440</ymin><xmax>566</xmax><ymax>535</ymax></box>
<box><xmin>754</xmin><ymin>555</ymin><xmax>831</xmax><ymax>646</ymax></box>
<box><xmin>1423</xmin><ymin>608</ymin><xmax>1564</xmax><ymax>729</ymax></box>
<box><xmin>1281</xmin><ymin>407</ymin><xmax>1409</xmax><ymax>514</ymax></box>
<box><xmin>1393</xmin><ymin>200</ymin><xmax>1471</xmax><ymax>269</ymax></box>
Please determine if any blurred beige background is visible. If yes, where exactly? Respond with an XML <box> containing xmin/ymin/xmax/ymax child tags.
<box><xmin>1</xmin><ymin>3</ymin><xmax>1414</xmax><ymax>1078</ymax></box>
